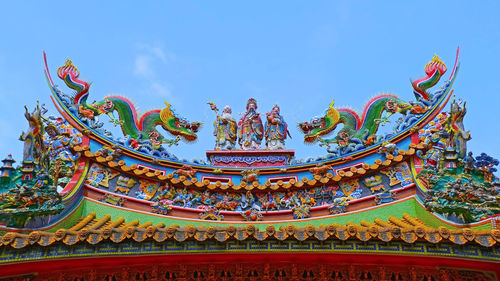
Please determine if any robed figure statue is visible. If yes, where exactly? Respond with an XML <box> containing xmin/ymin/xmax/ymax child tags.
<box><xmin>208</xmin><ymin>103</ymin><xmax>238</xmax><ymax>150</ymax></box>
<box><xmin>265</xmin><ymin>104</ymin><xmax>291</xmax><ymax>149</ymax></box>
<box><xmin>238</xmin><ymin>98</ymin><xmax>264</xmax><ymax>150</ymax></box>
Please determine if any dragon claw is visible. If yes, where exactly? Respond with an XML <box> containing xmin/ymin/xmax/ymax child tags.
<box><xmin>163</xmin><ymin>136</ymin><xmax>181</xmax><ymax>147</ymax></box>
<box><xmin>317</xmin><ymin>137</ymin><xmax>332</xmax><ymax>149</ymax></box>
<box><xmin>374</xmin><ymin>118</ymin><xmax>390</xmax><ymax>125</ymax></box>
<box><xmin>110</xmin><ymin>119</ymin><xmax>124</xmax><ymax>126</ymax></box>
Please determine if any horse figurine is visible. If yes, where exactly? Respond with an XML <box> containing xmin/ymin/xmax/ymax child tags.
<box><xmin>259</xmin><ymin>193</ymin><xmax>278</xmax><ymax>211</ymax></box>
<box><xmin>151</xmin><ymin>199</ymin><xmax>172</xmax><ymax>215</ymax></box>
<box><xmin>172</xmin><ymin>189</ymin><xmax>192</xmax><ymax>207</ymax></box>
<box><xmin>279</xmin><ymin>192</ymin><xmax>300</xmax><ymax>209</ymax></box>
<box><xmin>174</xmin><ymin>165</ymin><xmax>197</xmax><ymax>179</ymax></box>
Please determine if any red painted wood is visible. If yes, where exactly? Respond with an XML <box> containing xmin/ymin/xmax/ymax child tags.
<box><xmin>0</xmin><ymin>253</ymin><xmax>498</xmax><ymax>277</ymax></box>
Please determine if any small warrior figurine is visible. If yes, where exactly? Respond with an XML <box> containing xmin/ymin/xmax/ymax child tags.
<box><xmin>463</xmin><ymin>151</ymin><xmax>475</xmax><ymax>174</ymax></box>
<box><xmin>208</xmin><ymin>103</ymin><xmax>237</xmax><ymax>150</ymax></box>
<box><xmin>264</xmin><ymin>104</ymin><xmax>291</xmax><ymax>149</ymax></box>
<box><xmin>238</xmin><ymin>98</ymin><xmax>264</xmax><ymax>150</ymax></box>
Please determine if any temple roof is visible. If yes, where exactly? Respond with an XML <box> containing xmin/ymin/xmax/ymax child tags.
<box><xmin>2</xmin><ymin>212</ymin><xmax>498</xmax><ymax>249</ymax></box>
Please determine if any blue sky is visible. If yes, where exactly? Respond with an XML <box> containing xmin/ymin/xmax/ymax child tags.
<box><xmin>0</xmin><ymin>1</ymin><xmax>499</xmax><ymax>162</ymax></box>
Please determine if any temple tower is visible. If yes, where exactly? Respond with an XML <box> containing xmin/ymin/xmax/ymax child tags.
<box><xmin>21</xmin><ymin>156</ymin><xmax>35</xmax><ymax>182</ymax></box>
<box><xmin>0</xmin><ymin>154</ymin><xmax>16</xmax><ymax>178</ymax></box>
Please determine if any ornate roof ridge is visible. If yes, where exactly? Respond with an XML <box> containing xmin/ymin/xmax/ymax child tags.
<box><xmin>75</xmin><ymin>143</ymin><xmax>421</xmax><ymax>191</ymax></box>
<box><xmin>2</xmin><ymin>211</ymin><xmax>498</xmax><ymax>249</ymax></box>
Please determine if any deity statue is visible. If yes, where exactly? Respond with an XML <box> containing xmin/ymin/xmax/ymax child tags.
<box><xmin>19</xmin><ymin>103</ymin><xmax>49</xmax><ymax>168</ymax></box>
<box><xmin>264</xmin><ymin>104</ymin><xmax>291</xmax><ymax>149</ymax></box>
<box><xmin>238</xmin><ymin>98</ymin><xmax>264</xmax><ymax>150</ymax></box>
<box><xmin>446</xmin><ymin>97</ymin><xmax>471</xmax><ymax>158</ymax></box>
<box><xmin>208</xmin><ymin>103</ymin><xmax>237</xmax><ymax>150</ymax></box>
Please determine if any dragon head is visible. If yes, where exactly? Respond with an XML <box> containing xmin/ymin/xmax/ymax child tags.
<box><xmin>298</xmin><ymin>100</ymin><xmax>341</xmax><ymax>143</ymax></box>
<box><xmin>159</xmin><ymin>102</ymin><xmax>202</xmax><ymax>142</ymax></box>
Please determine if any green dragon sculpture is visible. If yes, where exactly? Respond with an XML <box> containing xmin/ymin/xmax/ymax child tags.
<box><xmin>298</xmin><ymin>55</ymin><xmax>448</xmax><ymax>155</ymax></box>
<box><xmin>55</xmin><ymin>59</ymin><xmax>201</xmax><ymax>149</ymax></box>
<box><xmin>298</xmin><ymin>96</ymin><xmax>421</xmax><ymax>154</ymax></box>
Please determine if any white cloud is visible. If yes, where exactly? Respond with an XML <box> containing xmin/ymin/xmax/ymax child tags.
<box><xmin>150</xmin><ymin>82</ymin><xmax>171</xmax><ymax>98</ymax></box>
<box><xmin>136</xmin><ymin>43</ymin><xmax>175</xmax><ymax>64</ymax></box>
<box><xmin>133</xmin><ymin>44</ymin><xmax>171</xmax><ymax>79</ymax></box>
<box><xmin>149</xmin><ymin>46</ymin><xmax>168</xmax><ymax>63</ymax></box>
<box><xmin>134</xmin><ymin>55</ymin><xmax>154</xmax><ymax>78</ymax></box>
<box><xmin>133</xmin><ymin>44</ymin><xmax>177</xmax><ymax>103</ymax></box>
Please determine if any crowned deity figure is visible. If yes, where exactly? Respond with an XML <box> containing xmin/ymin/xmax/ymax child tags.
<box><xmin>238</xmin><ymin>98</ymin><xmax>264</xmax><ymax>150</ymax></box>
<box><xmin>264</xmin><ymin>104</ymin><xmax>291</xmax><ymax>150</ymax></box>
<box><xmin>209</xmin><ymin>103</ymin><xmax>238</xmax><ymax>150</ymax></box>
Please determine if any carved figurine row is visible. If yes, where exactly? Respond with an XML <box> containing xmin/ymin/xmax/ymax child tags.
<box><xmin>209</xmin><ymin>99</ymin><xmax>291</xmax><ymax>150</ymax></box>
<box><xmin>84</xmin><ymin>158</ymin><xmax>410</xmax><ymax>220</ymax></box>
<box><xmin>151</xmin><ymin>187</ymin><xmax>334</xmax><ymax>213</ymax></box>
<box><xmin>149</xmin><ymin>183</ymin><xmax>395</xmax><ymax>221</ymax></box>
<box><xmin>148</xmin><ymin>175</ymin><xmax>399</xmax><ymax>220</ymax></box>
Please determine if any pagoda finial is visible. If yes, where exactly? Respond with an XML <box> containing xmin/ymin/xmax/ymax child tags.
<box><xmin>0</xmin><ymin>154</ymin><xmax>16</xmax><ymax>178</ymax></box>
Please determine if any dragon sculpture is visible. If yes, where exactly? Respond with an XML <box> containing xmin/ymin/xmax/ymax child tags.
<box><xmin>298</xmin><ymin>55</ymin><xmax>449</xmax><ymax>155</ymax></box>
<box><xmin>55</xmin><ymin>59</ymin><xmax>201</xmax><ymax>149</ymax></box>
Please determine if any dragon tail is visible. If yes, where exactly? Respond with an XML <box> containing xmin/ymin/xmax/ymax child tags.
<box><xmin>416</xmin><ymin>149</ymin><xmax>431</xmax><ymax>160</ymax></box>
<box><xmin>411</xmin><ymin>55</ymin><xmax>447</xmax><ymax>102</ymax></box>
<box><xmin>57</xmin><ymin>59</ymin><xmax>90</xmax><ymax>105</ymax></box>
